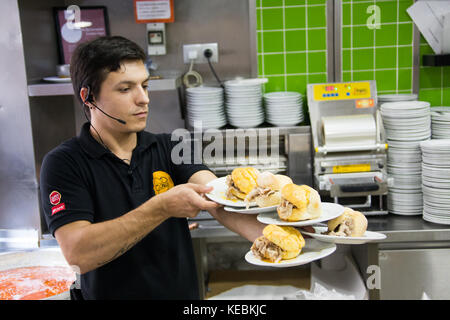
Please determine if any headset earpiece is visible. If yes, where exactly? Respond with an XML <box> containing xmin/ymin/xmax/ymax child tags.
<box><xmin>82</xmin><ymin>86</ymin><xmax>92</xmax><ymax>104</ymax></box>
<box><xmin>85</xmin><ymin>86</ymin><xmax>92</xmax><ymax>103</ymax></box>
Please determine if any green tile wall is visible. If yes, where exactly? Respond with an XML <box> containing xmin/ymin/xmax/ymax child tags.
<box><xmin>341</xmin><ymin>0</ymin><xmax>415</xmax><ymax>94</ymax></box>
<box><xmin>255</xmin><ymin>0</ymin><xmax>450</xmax><ymax>107</ymax></box>
<box><xmin>256</xmin><ymin>0</ymin><xmax>328</xmax><ymax>94</ymax></box>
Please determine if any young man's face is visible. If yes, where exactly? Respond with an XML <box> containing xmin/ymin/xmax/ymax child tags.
<box><xmin>93</xmin><ymin>60</ymin><xmax>150</xmax><ymax>133</ymax></box>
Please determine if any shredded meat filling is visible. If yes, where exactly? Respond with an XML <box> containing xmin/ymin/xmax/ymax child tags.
<box><xmin>225</xmin><ymin>175</ymin><xmax>241</xmax><ymax>200</ymax></box>
<box><xmin>244</xmin><ymin>187</ymin><xmax>276</xmax><ymax>208</ymax></box>
<box><xmin>278</xmin><ymin>199</ymin><xmax>295</xmax><ymax>220</ymax></box>
<box><xmin>325</xmin><ymin>218</ymin><xmax>354</xmax><ymax>237</ymax></box>
<box><xmin>251</xmin><ymin>236</ymin><xmax>282</xmax><ymax>263</ymax></box>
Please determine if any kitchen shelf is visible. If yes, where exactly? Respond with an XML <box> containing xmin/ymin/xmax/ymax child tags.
<box><xmin>27</xmin><ymin>77</ymin><xmax>182</xmax><ymax>97</ymax></box>
<box><xmin>422</xmin><ymin>54</ymin><xmax>450</xmax><ymax>67</ymax></box>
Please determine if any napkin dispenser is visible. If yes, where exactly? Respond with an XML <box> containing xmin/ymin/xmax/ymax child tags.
<box><xmin>407</xmin><ymin>1</ymin><xmax>450</xmax><ymax>55</ymax></box>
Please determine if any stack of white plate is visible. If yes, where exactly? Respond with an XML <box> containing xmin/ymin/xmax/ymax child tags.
<box><xmin>380</xmin><ymin>101</ymin><xmax>431</xmax><ymax>215</ymax></box>
<box><xmin>420</xmin><ymin>139</ymin><xmax>450</xmax><ymax>225</ymax></box>
<box><xmin>378</xmin><ymin>93</ymin><xmax>418</xmax><ymax>103</ymax></box>
<box><xmin>263</xmin><ymin>92</ymin><xmax>304</xmax><ymax>126</ymax></box>
<box><xmin>431</xmin><ymin>107</ymin><xmax>450</xmax><ymax>139</ymax></box>
<box><xmin>224</xmin><ymin>78</ymin><xmax>268</xmax><ymax>128</ymax></box>
<box><xmin>186</xmin><ymin>86</ymin><xmax>227</xmax><ymax>129</ymax></box>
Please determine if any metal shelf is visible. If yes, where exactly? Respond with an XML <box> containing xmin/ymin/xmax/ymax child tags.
<box><xmin>422</xmin><ymin>54</ymin><xmax>450</xmax><ymax>67</ymax></box>
<box><xmin>27</xmin><ymin>77</ymin><xmax>182</xmax><ymax>97</ymax></box>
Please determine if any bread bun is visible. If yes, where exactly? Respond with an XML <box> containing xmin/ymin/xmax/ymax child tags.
<box><xmin>277</xmin><ymin>184</ymin><xmax>322</xmax><ymax>221</ymax></box>
<box><xmin>274</xmin><ymin>175</ymin><xmax>293</xmax><ymax>190</ymax></box>
<box><xmin>263</xmin><ymin>224</ymin><xmax>305</xmax><ymax>259</ymax></box>
<box><xmin>248</xmin><ymin>173</ymin><xmax>293</xmax><ymax>207</ymax></box>
<box><xmin>327</xmin><ymin>208</ymin><xmax>368</xmax><ymax>237</ymax></box>
<box><xmin>256</xmin><ymin>172</ymin><xmax>293</xmax><ymax>191</ymax></box>
<box><xmin>256</xmin><ymin>171</ymin><xmax>280</xmax><ymax>190</ymax></box>
<box><xmin>231</xmin><ymin>167</ymin><xmax>260</xmax><ymax>196</ymax></box>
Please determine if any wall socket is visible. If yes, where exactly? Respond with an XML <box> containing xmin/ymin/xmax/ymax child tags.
<box><xmin>183</xmin><ymin>43</ymin><xmax>218</xmax><ymax>64</ymax></box>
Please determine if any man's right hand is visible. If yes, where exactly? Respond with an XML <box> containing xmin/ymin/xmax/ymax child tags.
<box><xmin>154</xmin><ymin>183</ymin><xmax>220</xmax><ymax>219</ymax></box>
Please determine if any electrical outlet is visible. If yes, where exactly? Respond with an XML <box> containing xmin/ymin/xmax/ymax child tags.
<box><xmin>183</xmin><ymin>43</ymin><xmax>219</xmax><ymax>64</ymax></box>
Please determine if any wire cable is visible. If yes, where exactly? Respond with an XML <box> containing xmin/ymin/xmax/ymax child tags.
<box><xmin>183</xmin><ymin>59</ymin><xmax>203</xmax><ymax>88</ymax></box>
<box><xmin>206</xmin><ymin>56</ymin><xmax>224</xmax><ymax>89</ymax></box>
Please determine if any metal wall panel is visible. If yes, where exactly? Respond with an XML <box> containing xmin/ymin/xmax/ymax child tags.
<box><xmin>0</xmin><ymin>0</ymin><xmax>40</xmax><ymax>230</ymax></box>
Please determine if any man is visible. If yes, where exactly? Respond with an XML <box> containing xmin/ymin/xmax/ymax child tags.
<box><xmin>40</xmin><ymin>36</ymin><xmax>265</xmax><ymax>300</ymax></box>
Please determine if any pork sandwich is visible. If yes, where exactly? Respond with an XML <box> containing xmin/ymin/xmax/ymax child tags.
<box><xmin>225</xmin><ymin>167</ymin><xmax>260</xmax><ymax>200</ymax></box>
<box><xmin>251</xmin><ymin>224</ymin><xmax>305</xmax><ymax>263</ymax></box>
<box><xmin>277</xmin><ymin>184</ymin><xmax>322</xmax><ymax>221</ymax></box>
<box><xmin>326</xmin><ymin>208</ymin><xmax>367</xmax><ymax>237</ymax></box>
<box><xmin>244</xmin><ymin>172</ymin><xmax>293</xmax><ymax>208</ymax></box>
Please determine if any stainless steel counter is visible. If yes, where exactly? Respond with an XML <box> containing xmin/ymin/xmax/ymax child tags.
<box><xmin>2</xmin><ymin>214</ymin><xmax>450</xmax><ymax>300</ymax></box>
<box><xmin>191</xmin><ymin>213</ymin><xmax>450</xmax><ymax>299</ymax></box>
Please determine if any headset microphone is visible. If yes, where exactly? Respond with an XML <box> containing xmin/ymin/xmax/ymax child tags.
<box><xmin>84</xmin><ymin>86</ymin><xmax>127</xmax><ymax>125</ymax></box>
<box><xmin>90</xmin><ymin>102</ymin><xmax>127</xmax><ymax>125</ymax></box>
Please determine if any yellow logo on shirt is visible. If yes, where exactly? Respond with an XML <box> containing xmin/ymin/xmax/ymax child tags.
<box><xmin>153</xmin><ymin>171</ymin><xmax>174</xmax><ymax>195</ymax></box>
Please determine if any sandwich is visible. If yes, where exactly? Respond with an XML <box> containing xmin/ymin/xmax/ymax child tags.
<box><xmin>277</xmin><ymin>184</ymin><xmax>322</xmax><ymax>221</ymax></box>
<box><xmin>225</xmin><ymin>167</ymin><xmax>260</xmax><ymax>200</ymax></box>
<box><xmin>326</xmin><ymin>208</ymin><xmax>368</xmax><ymax>237</ymax></box>
<box><xmin>244</xmin><ymin>172</ymin><xmax>293</xmax><ymax>208</ymax></box>
<box><xmin>251</xmin><ymin>224</ymin><xmax>305</xmax><ymax>263</ymax></box>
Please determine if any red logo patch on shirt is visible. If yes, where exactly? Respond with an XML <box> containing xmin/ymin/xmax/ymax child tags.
<box><xmin>49</xmin><ymin>191</ymin><xmax>61</xmax><ymax>206</ymax></box>
<box><xmin>51</xmin><ymin>203</ymin><xmax>66</xmax><ymax>215</ymax></box>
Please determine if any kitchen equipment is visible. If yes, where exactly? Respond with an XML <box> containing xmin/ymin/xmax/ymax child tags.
<box><xmin>189</xmin><ymin>125</ymin><xmax>313</xmax><ymax>228</ymax></box>
<box><xmin>200</xmin><ymin>126</ymin><xmax>312</xmax><ymax>185</ymax></box>
<box><xmin>307</xmin><ymin>80</ymin><xmax>388</xmax><ymax>215</ymax></box>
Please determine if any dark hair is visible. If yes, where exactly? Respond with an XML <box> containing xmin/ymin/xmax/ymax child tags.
<box><xmin>70</xmin><ymin>36</ymin><xmax>146</xmax><ymax>107</ymax></box>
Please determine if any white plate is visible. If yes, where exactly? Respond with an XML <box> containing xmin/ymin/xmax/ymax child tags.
<box><xmin>423</xmin><ymin>214</ymin><xmax>450</xmax><ymax>225</ymax></box>
<box><xmin>205</xmin><ymin>177</ymin><xmax>256</xmax><ymax>207</ymax></box>
<box><xmin>378</xmin><ymin>94</ymin><xmax>418</xmax><ymax>102</ymax></box>
<box><xmin>264</xmin><ymin>91</ymin><xmax>302</xmax><ymax>99</ymax></box>
<box><xmin>256</xmin><ymin>202</ymin><xmax>345</xmax><ymax>227</ymax></box>
<box><xmin>225</xmin><ymin>78</ymin><xmax>268</xmax><ymax>87</ymax></box>
<box><xmin>186</xmin><ymin>86</ymin><xmax>223</xmax><ymax>94</ymax></box>
<box><xmin>224</xmin><ymin>205</ymin><xmax>277</xmax><ymax>214</ymax></box>
<box><xmin>43</xmin><ymin>76</ymin><xmax>71</xmax><ymax>83</ymax></box>
<box><xmin>300</xmin><ymin>226</ymin><xmax>387</xmax><ymax>245</ymax></box>
<box><xmin>244</xmin><ymin>239</ymin><xmax>336</xmax><ymax>268</ymax></box>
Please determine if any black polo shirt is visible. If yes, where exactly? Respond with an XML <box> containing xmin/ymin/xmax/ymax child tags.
<box><xmin>40</xmin><ymin>122</ymin><xmax>210</xmax><ymax>300</ymax></box>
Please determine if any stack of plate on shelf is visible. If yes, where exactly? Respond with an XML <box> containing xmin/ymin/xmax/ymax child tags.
<box><xmin>263</xmin><ymin>92</ymin><xmax>304</xmax><ymax>126</ymax></box>
<box><xmin>185</xmin><ymin>86</ymin><xmax>227</xmax><ymax>129</ymax></box>
<box><xmin>224</xmin><ymin>78</ymin><xmax>267</xmax><ymax>128</ymax></box>
<box><xmin>378</xmin><ymin>93</ymin><xmax>418</xmax><ymax>104</ymax></box>
<box><xmin>380</xmin><ymin>100</ymin><xmax>431</xmax><ymax>215</ymax></box>
<box><xmin>420</xmin><ymin>139</ymin><xmax>450</xmax><ymax>225</ymax></box>
<box><xmin>430</xmin><ymin>107</ymin><xmax>450</xmax><ymax>139</ymax></box>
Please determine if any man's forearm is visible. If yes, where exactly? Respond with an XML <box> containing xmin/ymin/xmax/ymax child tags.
<box><xmin>208</xmin><ymin>208</ymin><xmax>265</xmax><ymax>242</ymax></box>
<box><xmin>66</xmin><ymin>196</ymin><xmax>167</xmax><ymax>274</ymax></box>
<box><xmin>188</xmin><ymin>170</ymin><xmax>265</xmax><ymax>242</ymax></box>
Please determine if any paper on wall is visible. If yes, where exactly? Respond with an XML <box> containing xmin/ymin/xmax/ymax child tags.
<box><xmin>407</xmin><ymin>0</ymin><xmax>450</xmax><ymax>54</ymax></box>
